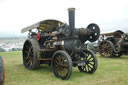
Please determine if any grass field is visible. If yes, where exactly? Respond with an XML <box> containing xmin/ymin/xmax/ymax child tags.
<box><xmin>0</xmin><ymin>51</ymin><xmax>128</xmax><ymax>85</ymax></box>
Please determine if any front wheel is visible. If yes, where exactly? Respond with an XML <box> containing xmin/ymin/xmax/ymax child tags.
<box><xmin>52</xmin><ymin>50</ymin><xmax>72</xmax><ymax>80</ymax></box>
<box><xmin>78</xmin><ymin>50</ymin><xmax>98</xmax><ymax>74</ymax></box>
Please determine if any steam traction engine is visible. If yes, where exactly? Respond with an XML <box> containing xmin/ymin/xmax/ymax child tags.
<box><xmin>21</xmin><ymin>8</ymin><xmax>100</xmax><ymax>80</ymax></box>
<box><xmin>98</xmin><ymin>30</ymin><xmax>128</xmax><ymax>58</ymax></box>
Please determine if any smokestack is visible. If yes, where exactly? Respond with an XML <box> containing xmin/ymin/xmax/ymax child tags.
<box><xmin>68</xmin><ymin>8</ymin><xmax>75</xmax><ymax>36</ymax></box>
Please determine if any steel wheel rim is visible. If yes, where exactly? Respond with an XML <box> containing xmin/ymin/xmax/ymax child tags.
<box><xmin>23</xmin><ymin>41</ymin><xmax>34</xmax><ymax>68</ymax></box>
<box><xmin>53</xmin><ymin>54</ymin><xmax>69</xmax><ymax>78</ymax></box>
<box><xmin>79</xmin><ymin>50</ymin><xmax>97</xmax><ymax>73</ymax></box>
<box><xmin>99</xmin><ymin>41</ymin><xmax>113</xmax><ymax>57</ymax></box>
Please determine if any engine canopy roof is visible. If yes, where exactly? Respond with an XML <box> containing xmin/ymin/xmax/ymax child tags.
<box><xmin>21</xmin><ymin>19</ymin><xmax>64</xmax><ymax>33</ymax></box>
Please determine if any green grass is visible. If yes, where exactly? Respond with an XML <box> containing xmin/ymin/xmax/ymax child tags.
<box><xmin>0</xmin><ymin>51</ymin><xmax>128</xmax><ymax>85</ymax></box>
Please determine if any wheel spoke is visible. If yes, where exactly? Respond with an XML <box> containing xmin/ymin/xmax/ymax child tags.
<box><xmin>56</xmin><ymin>66</ymin><xmax>60</xmax><ymax>71</ymax></box>
<box><xmin>87</xmin><ymin>55</ymin><xmax>92</xmax><ymax>61</ymax></box>
<box><xmin>29</xmin><ymin>61</ymin><xmax>33</xmax><ymax>67</ymax></box>
<box><xmin>87</xmin><ymin>64</ymin><xmax>93</xmax><ymax>69</ymax></box>
<box><xmin>25</xmin><ymin>56</ymin><xmax>30</xmax><ymax>60</ymax></box>
<box><xmin>24</xmin><ymin>50</ymin><xmax>29</xmax><ymax>53</ymax></box>
<box><xmin>27</xmin><ymin>59</ymin><xmax>31</xmax><ymax>65</ymax></box>
<box><xmin>87</xmin><ymin>64</ymin><xmax>91</xmax><ymax>71</ymax></box>
<box><xmin>25</xmin><ymin>44</ymin><xmax>30</xmax><ymax>49</ymax></box>
<box><xmin>63</xmin><ymin>63</ymin><xmax>68</xmax><ymax>68</ymax></box>
<box><xmin>57</xmin><ymin>56</ymin><xmax>62</xmax><ymax>63</ymax></box>
<box><xmin>83</xmin><ymin>66</ymin><xmax>86</xmax><ymax>72</ymax></box>
<box><xmin>56</xmin><ymin>59</ymin><xmax>60</xmax><ymax>65</ymax></box>
<box><xmin>82</xmin><ymin>66</ymin><xmax>85</xmax><ymax>72</ymax></box>
<box><xmin>82</xmin><ymin>51</ymin><xmax>87</xmax><ymax>57</ymax></box>
<box><xmin>88</xmin><ymin>62</ymin><xmax>94</xmax><ymax>66</ymax></box>
<box><xmin>88</xmin><ymin>60</ymin><xmax>94</xmax><ymax>62</ymax></box>
<box><xmin>86</xmin><ymin>65</ymin><xmax>89</xmax><ymax>72</ymax></box>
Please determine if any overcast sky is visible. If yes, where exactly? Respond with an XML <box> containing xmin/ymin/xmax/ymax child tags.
<box><xmin>0</xmin><ymin>0</ymin><xmax>128</xmax><ymax>37</ymax></box>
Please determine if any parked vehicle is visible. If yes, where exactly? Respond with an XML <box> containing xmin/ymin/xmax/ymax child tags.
<box><xmin>21</xmin><ymin>8</ymin><xmax>100</xmax><ymax>80</ymax></box>
<box><xmin>98</xmin><ymin>30</ymin><xmax>128</xmax><ymax>57</ymax></box>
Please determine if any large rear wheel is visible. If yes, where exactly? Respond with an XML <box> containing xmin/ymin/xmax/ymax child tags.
<box><xmin>52</xmin><ymin>50</ymin><xmax>72</xmax><ymax>80</ymax></box>
<box><xmin>23</xmin><ymin>39</ymin><xmax>40</xmax><ymax>69</ymax></box>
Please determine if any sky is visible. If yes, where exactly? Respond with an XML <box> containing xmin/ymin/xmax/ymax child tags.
<box><xmin>0</xmin><ymin>0</ymin><xmax>128</xmax><ymax>37</ymax></box>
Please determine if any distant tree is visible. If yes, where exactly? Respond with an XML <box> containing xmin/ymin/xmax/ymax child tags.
<box><xmin>11</xmin><ymin>48</ymin><xmax>22</xmax><ymax>51</ymax></box>
<box><xmin>0</xmin><ymin>48</ymin><xmax>6</xmax><ymax>52</ymax></box>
